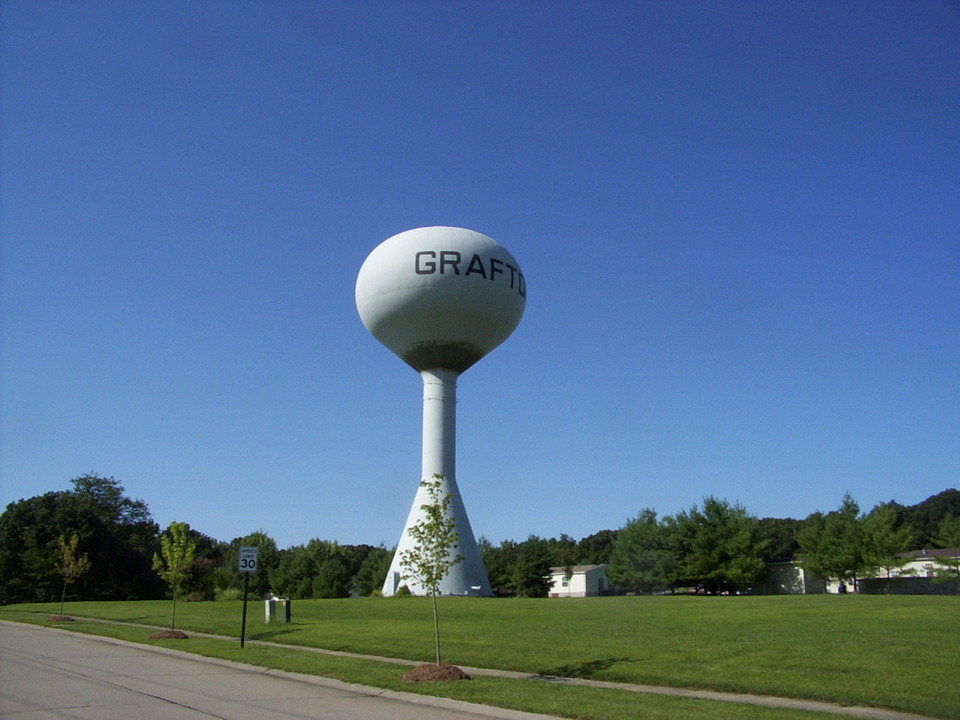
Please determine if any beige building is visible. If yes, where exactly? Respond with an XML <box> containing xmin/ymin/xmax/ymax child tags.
<box><xmin>547</xmin><ymin>564</ymin><xmax>610</xmax><ymax>597</ymax></box>
<box><xmin>886</xmin><ymin>548</ymin><xmax>957</xmax><ymax>579</ymax></box>
<box><xmin>763</xmin><ymin>561</ymin><xmax>826</xmax><ymax>594</ymax></box>
<box><xmin>763</xmin><ymin>548</ymin><xmax>959</xmax><ymax>594</ymax></box>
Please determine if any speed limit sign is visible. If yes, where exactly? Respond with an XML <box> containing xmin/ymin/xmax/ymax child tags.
<box><xmin>238</xmin><ymin>546</ymin><xmax>259</xmax><ymax>573</ymax></box>
<box><xmin>238</xmin><ymin>546</ymin><xmax>260</xmax><ymax>648</ymax></box>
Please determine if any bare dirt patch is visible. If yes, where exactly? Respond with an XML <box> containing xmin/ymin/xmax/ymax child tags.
<box><xmin>149</xmin><ymin>629</ymin><xmax>189</xmax><ymax>639</ymax></box>
<box><xmin>402</xmin><ymin>663</ymin><xmax>471</xmax><ymax>682</ymax></box>
<box><xmin>48</xmin><ymin>615</ymin><xmax>74</xmax><ymax>622</ymax></box>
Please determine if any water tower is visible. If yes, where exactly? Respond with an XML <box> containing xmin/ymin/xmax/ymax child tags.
<box><xmin>356</xmin><ymin>226</ymin><xmax>526</xmax><ymax>596</ymax></box>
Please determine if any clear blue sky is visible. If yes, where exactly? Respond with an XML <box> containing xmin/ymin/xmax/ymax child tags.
<box><xmin>2</xmin><ymin>1</ymin><xmax>958</xmax><ymax>550</ymax></box>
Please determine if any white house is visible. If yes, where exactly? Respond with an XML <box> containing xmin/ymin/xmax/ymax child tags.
<box><xmin>887</xmin><ymin>548</ymin><xmax>958</xmax><ymax>578</ymax></box>
<box><xmin>762</xmin><ymin>548</ymin><xmax>959</xmax><ymax>594</ymax></box>
<box><xmin>854</xmin><ymin>548</ymin><xmax>958</xmax><ymax>593</ymax></box>
<box><xmin>763</xmin><ymin>561</ymin><xmax>826</xmax><ymax>594</ymax></box>
<box><xmin>547</xmin><ymin>564</ymin><xmax>610</xmax><ymax>597</ymax></box>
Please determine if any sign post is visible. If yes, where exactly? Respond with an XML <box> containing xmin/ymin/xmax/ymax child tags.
<box><xmin>238</xmin><ymin>546</ymin><xmax>258</xmax><ymax>648</ymax></box>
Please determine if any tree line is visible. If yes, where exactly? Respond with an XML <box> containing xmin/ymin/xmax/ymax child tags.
<box><xmin>0</xmin><ymin>474</ymin><xmax>395</xmax><ymax>605</ymax></box>
<box><xmin>1</xmin><ymin>473</ymin><xmax>957</xmax><ymax>604</ymax></box>
<box><xmin>606</xmin><ymin>493</ymin><xmax>960</xmax><ymax>594</ymax></box>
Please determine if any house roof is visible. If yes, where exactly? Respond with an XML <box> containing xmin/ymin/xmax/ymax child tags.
<box><xmin>548</xmin><ymin>564</ymin><xmax>608</xmax><ymax>574</ymax></box>
<box><xmin>897</xmin><ymin>548</ymin><xmax>959</xmax><ymax>559</ymax></box>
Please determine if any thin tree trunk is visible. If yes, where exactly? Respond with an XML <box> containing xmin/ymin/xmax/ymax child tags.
<box><xmin>60</xmin><ymin>580</ymin><xmax>67</xmax><ymax>616</ymax></box>
<box><xmin>171</xmin><ymin>583</ymin><xmax>178</xmax><ymax>631</ymax></box>
<box><xmin>432</xmin><ymin>590</ymin><xmax>441</xmax><ymax>666</ymax></box>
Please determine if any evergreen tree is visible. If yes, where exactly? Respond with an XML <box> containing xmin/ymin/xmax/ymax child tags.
<box><xmin>798</xmin><ymin>493</ymin><xmax>864</xmax><ymax>591</ymax></box>
<box><xmin>796</xmin><ymin>511</ymin><xmax>829</xmax><ymax>591</ymax></box>
<box><xmin>670</xmin><ymin>498</ymin><xmax>767</xmax><ymax>593</ymax></box>
<box><xmin>861</xmin><ymin>504</ymin><xmax>914</xmax><ymax>591</ymax></box>
<box><xmin>608</xmin><ymin>509</ymin><xmax>674</xmax><ymax>593</ymax></box>
<box><xmin>932</xmin><ymin>515</ymin><xmax>960</xmax><ymax>590</ymax></box>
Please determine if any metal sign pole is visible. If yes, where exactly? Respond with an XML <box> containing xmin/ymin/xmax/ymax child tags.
<box><xmin>238</xmin><ymin>545</ymin><xmax>258</xmax><ymax>649</ymax></box>
<box><xmin>240</xmin><ymin>572</ymin><xmax>249</xmax><ymax>648</ymax></box>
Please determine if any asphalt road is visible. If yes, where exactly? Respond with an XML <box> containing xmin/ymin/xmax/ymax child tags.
<box><xmin>0</xmin><ymin>621</ymin><xmax>558</xmax><ymax>720</ymax></box>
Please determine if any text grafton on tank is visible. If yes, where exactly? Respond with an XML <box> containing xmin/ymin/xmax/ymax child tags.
<box><xmin>355</xmin><ymin>226</ymin><xmax>526</xmax><ymax>597</ymax></box>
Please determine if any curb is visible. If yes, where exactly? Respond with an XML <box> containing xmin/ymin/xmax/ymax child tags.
<box><xmin>0</xmin><ymin>618</ymin><xmax>936</xmax><ymax>720</ymax></box>
<box><xmin>0</xmin><ymin>620</ymin><xmax>560</xmax><ymax>720</ymax></box>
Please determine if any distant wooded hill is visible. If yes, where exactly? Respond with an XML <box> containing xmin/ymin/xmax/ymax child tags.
<box><xmin>756</xmin><ymin>489</ymin><xmax>960</xmax><ymax>561</ymax></box>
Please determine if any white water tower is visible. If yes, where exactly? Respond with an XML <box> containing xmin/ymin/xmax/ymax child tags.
<box><xmin>356</xmin><ymin>226</ymin><xmax>526</xmax><ymax>596</ymax></box>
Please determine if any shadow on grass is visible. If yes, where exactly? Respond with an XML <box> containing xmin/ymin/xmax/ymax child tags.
<box><xmin>537</xmin><ymin>657</ymin><xmax>632</xmax><ymax>680</ymax></box>
<box><xmin>250</xmin><ymin>628</ymin><xmax>300</xmax><ymax>642</ymax></box>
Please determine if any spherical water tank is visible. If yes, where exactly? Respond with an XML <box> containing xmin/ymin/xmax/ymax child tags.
<box><xmin>356</xmin><ymin>227</ymin><xmax>526</xmax><ymax>373</ymax></box>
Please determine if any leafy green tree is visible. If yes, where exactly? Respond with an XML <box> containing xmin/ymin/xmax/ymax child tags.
<box><xmin>756</xmin><ymin>517</ymin><xmax>802</xmax><ymax>561</ymax></box>
<box><xmin>313</xmin><ymin>557</ymin><xmax>351</xmax><ymax>598</ymax></box>
<box><xmin>335</xmin><ymin>543</ymin><xmax>378</xmax><ymax>581</ymax></box>
<box><xmin>608</xmin><ymin>509</ymin><xmax>675</xmax><ymax>593</ymax></box>
<box><xmin>55</xmin><ymin>533</ymin><xmax>91</xmax><ymax>615</ymax></box>
<box><xmin>901</xmin><ymin>490</ymin><xmax>960</xmax><ymax>547</ymax></box>
<box><xmin>547</xmin><ymin>533</ymin><xmax>579</xmax><ymax>571</ymax></box>
<box><xmin>0</xmin><ymin>474</ymin><xmax>163</xmax><ymax>604</ymax></box>
<box><xmin>69</xmin><ymin>474</ymin><xmax>161</xmax><ymax>599</ymax></box>
<box><xmin>0</xmin><ymin>491</ymin><xmax>62</xmax><ymax>602</ymax></box>
<box><xmin>478</xmin><ymin>537</ymin><xmax>518</xmax><ymax>594</ymax></box>
<box><xmin>180</xmin><ymin>529</ymin><xmax>227</xmax><ymax>601</ymax></box>
<box><xmin>481</xmin><ymin>532</ymin><xmax>609</xmax><ymax>597</ymax></box>
<box><xmin>212</xmin><ymin>566</ymin><xmax>236</xmax><ymax>599</ymax></box>
<box><xmin>398</xmin><ymin>474</ymin><xmax>462</xmax><ymax>666</ymax></box>
<box><xmin>269</xmin><ymin>540</ymin><xmax>378</xmax><ymax>599</ymax></box>
<box><xmin>932</xmin><ymin>515</ymin><xmax>960</xmax><ymax>590</ymax></box>
<box><xmin>272</xmin><ymin>545</ymin><xmax>318</xmax><ymax>598</ymax></box>
<box><xmin>306</xmin><ymin>538</ymin><xmax>342</xmax><ymax>570</ymax></box>
<box><xmin>225</xmin><ymin>531</ymin><xmax>279</xmax><ymax>598</ymax></box>
<box><xmin>861</xmin><ymin>504</ymin><xmax>914</xmax><ymax>592</ymax></box>
<box><xmin>72</xmin><ymin>474</ymin><xmax>153</xmax><ymax>526</ymax></box>
<box><xmin>354</xmin><ymin>546</ymin><xmax>393</xmax><ymax>596</ymax></box>
<box><xmin>578</xmin><ymin>529</ymin><xmax>618</xmax><ymax>565</ymax></box>
<box><xmin>152</xmin><ymin>521</ymin><xmax>197</xmax><ymax>631</ymax></box>
<box><xmin>509</xmin><ymin>535</ymin><xmax>554</xmax><ymax>598</ymax></box>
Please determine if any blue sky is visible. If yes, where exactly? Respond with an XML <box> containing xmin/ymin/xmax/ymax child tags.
<box><xmin>2</xmin><ymin>1</ymin><xmax>958</xmax><ymax>550</ymax></box>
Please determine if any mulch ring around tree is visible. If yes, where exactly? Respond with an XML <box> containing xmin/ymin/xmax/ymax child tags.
<box><xmin>402</xmin><ymin>663</ymin><xmax>471</xmax><ymax>682</ymax></box>
<box><xmin>149</xmin><ymin>629</ymin><xmax>189</xmax><ymax>640</ymax></box>
<box><xmin>47</xmin><ymin>615</ymin><xmax>75</xmax><ymax>622</ymax></box>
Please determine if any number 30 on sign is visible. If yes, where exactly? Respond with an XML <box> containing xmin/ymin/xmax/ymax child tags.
<box><xmin>239</xmin><ymin>546</ymin><xmax>259</xmax><ymax>573</ymax></box>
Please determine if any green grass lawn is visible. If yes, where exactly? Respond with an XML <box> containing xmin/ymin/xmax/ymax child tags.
<box><xmin>2</xmin><ymin>595</ymin><xmax>956</xmax><ymax>719</ymax></box>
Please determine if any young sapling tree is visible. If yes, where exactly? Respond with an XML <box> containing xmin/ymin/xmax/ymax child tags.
<box><xmin>55</xmin><ymin>533</ymin><xmax>91</xmax><ymax>616</ymax></box>
<box><xmin>399</xmin><ymin>474</ymin><xmax>463</xmax><ymax>666</ymax></box>
<box><xmin>153</xmin><ymin>521</ymin><xmax>197</xmax><ymax>632</ymax></box>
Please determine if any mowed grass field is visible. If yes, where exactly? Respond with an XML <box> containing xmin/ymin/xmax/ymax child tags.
<box><xmin>2</xmin><ymin>594</ymin><xmax>957</xmax><ymax>719</ymax></box>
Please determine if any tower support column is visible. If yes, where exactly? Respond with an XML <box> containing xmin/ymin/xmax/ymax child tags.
<box><xmin>381</xmin><ymin>369</ymin><xmax>493</xmax><ymax>597</ymax></box>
